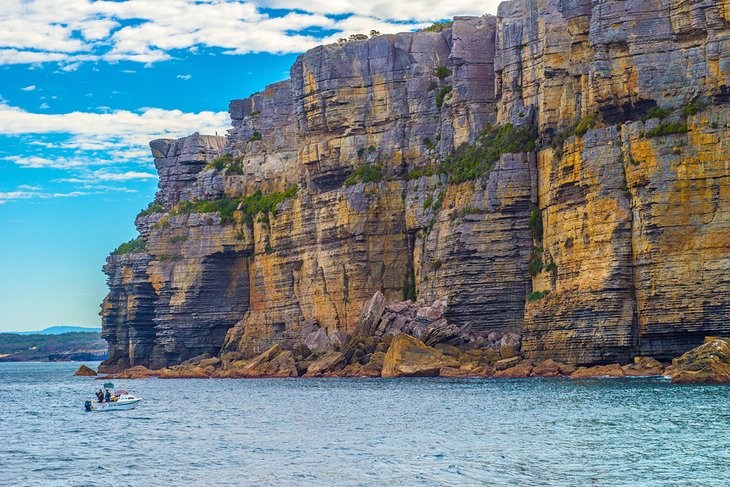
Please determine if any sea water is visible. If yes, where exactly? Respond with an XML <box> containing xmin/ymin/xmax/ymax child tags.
<box><xmin>1</xmin><ymin>361</ymin><xmax>729</xmax><ymax>486</ymax></box>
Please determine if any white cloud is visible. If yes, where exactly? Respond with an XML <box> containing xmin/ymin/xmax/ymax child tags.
<box><xmin>39</xmin><ymin>102</ymin><xmax>49</xmax><ymax>109</ymax></box>
<box><xmin>21</xmin><ymin>85</ymin><xmax>36</xmax><ymax>91</ymax></box>
<box><xmin>4</xmin><ymin>155</ymin><xmax>86</xmax><ymax>169</ymax></box>
<box><xmin>0</xmin><ymin>188</ymin><xmax>88</xmax><ymax>204</ymax></box>
<box><xmin>0</xmin><ymin>0</ymin><xmax>498</xmax><ymax>65</ymax></box>
<box><xmin>0</xmin><ymin>103</ymin><xmax>227</xmax><ymax>181</ymax></box>
<box><xmin>176</xmin><ymin>74</ymin><xmax>191</xmax><ymax>80</ymax></box>
<box><xmin>0</xmin><ymin>103</ymin><xmax>228</xmax><ymax>142</ymax></box>
<box><xmin>92</xmin><ymin>170</ymin><xmax>157</xmax><ymax>181</ymax></box>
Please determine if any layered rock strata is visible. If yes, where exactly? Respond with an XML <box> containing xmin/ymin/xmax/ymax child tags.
<box><xmin>100</xmin><ymin>1</ymin><xmax>730</xmax><ymax>373</ymax></box>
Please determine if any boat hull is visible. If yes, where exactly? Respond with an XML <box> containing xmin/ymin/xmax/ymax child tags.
<box><xmin>85</xmin><ymin>399</ymin><xmax>140</xmax><ymax>411</ymax></box>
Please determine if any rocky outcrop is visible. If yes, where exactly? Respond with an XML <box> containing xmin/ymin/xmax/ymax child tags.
<box><xmin>101</xmin><ymin>1</ymin><xmax>730</xmax><ymax>374</ymax></box>
<box><xmin>381</xmin><ymin>334</ymin><xmax>460</xmax><ymax>377</ymax></box>
<box><xmin>671</xmin><ymin>338</ymin><xmax>730</xmax><ymax>384</ymax></box>
<box><xmin>74</xmin><ymin>365</ymin><xmax>97</xmax><ymax>377</ymax></box>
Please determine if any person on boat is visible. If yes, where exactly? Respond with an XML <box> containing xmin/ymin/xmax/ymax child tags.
<box><xmin>104</xmin><ymin>389</ymin><xmax>111</xmax><ymax>402</ymax></box>
<box><xmin>96</xmin><ymin>389</ymin><xmax>104</xmax><ymax>403</ymax></box>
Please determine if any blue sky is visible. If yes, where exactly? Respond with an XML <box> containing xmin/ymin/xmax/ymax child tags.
<box><xmin>0</xmin><ymin>0</ymin><xmax>498</xmax><ymax>332</ymax></box>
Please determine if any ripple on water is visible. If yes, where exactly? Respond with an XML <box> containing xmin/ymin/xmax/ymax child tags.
<box><xmin>2</xmin><ymin>363</ymin><xmax>730</xmax><ymax>486</ymax></box>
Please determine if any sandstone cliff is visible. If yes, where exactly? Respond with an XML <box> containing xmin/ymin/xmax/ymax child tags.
<box><xmin>100</xmin><ymin>1</ymin><xmax>730</xmax><ymax>373</ymax></box>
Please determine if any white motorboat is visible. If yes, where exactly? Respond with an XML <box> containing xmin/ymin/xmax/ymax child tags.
<box><xmin>85</xmin><ymin>383</ymin><xmax>141</xmax><ymax>411</ymax></box>
<box><xmin>85</xmin><ymin>393</ymin><xmax>141</xmax><ymax>411</ymax></box>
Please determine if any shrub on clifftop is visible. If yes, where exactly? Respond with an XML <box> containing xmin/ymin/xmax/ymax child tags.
<box><xmin>111</xmin><ymin>237</ymin><xmax>147</xmax><ymax>255</ymax></box>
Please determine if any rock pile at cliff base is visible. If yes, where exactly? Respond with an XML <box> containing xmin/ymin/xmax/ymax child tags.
<box><xmin>104</xmin><ymin>293</ymin><xmax>730</xmax><ymax>381</ymax></box>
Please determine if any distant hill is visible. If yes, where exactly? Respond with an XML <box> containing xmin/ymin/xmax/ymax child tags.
<box><xmin>14</xmin><ymin>326</ymin><xmax>102</xmax><ymax>335</ymax></box>
<box><xmin>0</xmin><ymin>331</ymin><xmax>107</xmax><ymax>362</ymax></box>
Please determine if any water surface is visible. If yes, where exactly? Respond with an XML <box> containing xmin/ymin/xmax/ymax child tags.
<box><xmin>2</xmin><ymin>362</ymin><xmax>729</xmax><ymax>486</ymax></box>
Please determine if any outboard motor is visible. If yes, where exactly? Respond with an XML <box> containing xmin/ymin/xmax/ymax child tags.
<box><xmin>84</xmin><ymin>400</ymin><xmax>92</xmax><ymax>412</ymax></box>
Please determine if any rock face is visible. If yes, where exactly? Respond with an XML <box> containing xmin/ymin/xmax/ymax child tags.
<box><xmin>100</xmin><ymin>3</ymin><xmax>730</xmax><ymax>373</ymax></box>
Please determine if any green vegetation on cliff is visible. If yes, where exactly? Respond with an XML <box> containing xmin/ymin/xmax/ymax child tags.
<box><xmin>440</xmin><ymin>123</ymin><xmax>536</xmax><ymax>184</ymax></box>
<box><xmin>137</xmin><ymin>202</ymin><xmax>164</xmax><ymax>218</ymax></box>
<box><xmin>527</xmin><ymin>290</ymin><xmax>550</xmax><ymax>302</ymax></box>
<box><xmin>421</xmin><ymin>21</ymin><xmax>453</xmax><ymax>32</ymax></box>
<box><xmin>173</xmin><ymin>186</ymin><xmax>299</xmax><ymax>225</ymax></box>
<box><xmin>345</xmin><ymin>163</ymin><xmax>383</xmax><ymax>186</ymax></box>
<box><xmin>112</xmin><ymin>237</ymin><xmax>147</xmax><ymax>255</ymax></box>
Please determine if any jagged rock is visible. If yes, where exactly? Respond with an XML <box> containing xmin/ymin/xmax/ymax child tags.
<box><xmin>570</xmin><ymin>364</ymin><xmax>626</xmax><ymax>379</ymax></box>
<box><xmin>420</xmin><ymin>320</ymin><xmax>474</xmax><ymax>347</ymax></box>
<box><xmin>385</xmin><ymin>301</ymin><xmax>409</xmax><ymax>314</ymax></box>
<box><xmin>671</xmin><ymin>339</ymin><xmax>730</xmax><ymax>384</ymax></box>
<box><xmin>352</xmin><ymin>292</ymin><xmax>387</xmax><ymax>338</ymax></box>
<box><xmin>305</xmin><ymin>352</ymin><xmax>347</xmax><ymax>376</ymax></box>
<box><xmin>74</xmin><ymin>365</ymin><xmax>97</xmax><ymax>377</ymax></box>
<box><xmin>304</xmin><ymin>328</ymin><xmax>330</xmax><ymax>352</ymax></box>
<box><xmin>381</xmin><ymin>334</ymin><xmax>459</xmax><ymax>378</ymax></box>
<box><xmin>416</xmin><ymin>299</ymin><xmax>447</xmax><ymax>322</ymax></box>
<box><xmin>329</xmin><ymin>331</ymin><xmax>348</xmax><ymax>348</ymax></box>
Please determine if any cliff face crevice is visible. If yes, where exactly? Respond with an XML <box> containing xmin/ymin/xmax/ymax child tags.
<box><xmin>100</xmin><ymin>1</ymin><xmax>730</xmax><ymax>372</ymax></box>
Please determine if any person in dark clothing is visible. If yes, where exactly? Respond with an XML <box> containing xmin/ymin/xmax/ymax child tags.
<box><xmin>104</xmin><ymin>389</ymin><xmax>111</xmax><ymax>402</ymax></box>
<box><xmin>96</xmin><ymin>389</ymin><xmax>104</xmax><ymax>403</ymax></box>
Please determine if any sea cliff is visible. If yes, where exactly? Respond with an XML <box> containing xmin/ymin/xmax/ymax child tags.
<box><xmin>99</xmin><ymin>0</ymin><xmax>730</xmax><ymax>378</ymax></box>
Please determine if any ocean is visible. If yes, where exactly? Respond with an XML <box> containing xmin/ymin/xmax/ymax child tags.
<box><xmin>1</xmin><ymin>361</ymin><xmax>729</xmax><ymax>486</ymax></box>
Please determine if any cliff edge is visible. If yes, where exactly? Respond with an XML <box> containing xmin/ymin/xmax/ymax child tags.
<box><xmin>99</xmin><ymin>1</ymin><xmax>730</xmax><ymax>373</ymax></box>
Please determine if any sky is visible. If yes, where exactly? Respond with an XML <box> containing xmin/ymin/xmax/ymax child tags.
<box><xmin>0</xmin><ymin>0</ymin><xmax>500</xmax><ymax>332</ymax></box>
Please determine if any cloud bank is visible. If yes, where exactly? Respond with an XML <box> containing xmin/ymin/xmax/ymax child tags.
<box><xmin>0</xmin><ymin>0</ymin><xmax>499</xmax><ymax>65</ymax></box>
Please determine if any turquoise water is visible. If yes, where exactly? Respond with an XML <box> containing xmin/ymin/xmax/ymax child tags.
<box><xmin>2</xmin><ymin>362</ymin><xmax>729</xmax><ymax>486</ymax></box>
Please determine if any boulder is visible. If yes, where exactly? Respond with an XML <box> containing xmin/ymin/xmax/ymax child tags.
<box><xmin>570</xmin><ymin>364</ymin><xmax>625</xmax><ymax>379</ymax></box>
<box><xmin>494</xmin><ymin>356</ymin><xmax>520</xmax><ymax>371</ymax></box>
<box><xmin>531</xmin><ymin>359</ymin><xmax>575</xmax><ymax>377</ymax></box>
<box><xmin>304</xmin><ymin>328</ymin><xmax>330</xmax><ymax>352</ymax></box>
<box><xmin>498</xmin><ymin>332</ymin><xmax>521</xmax><ymax>359</ymax></box>
<box><xmin>420</xmin><ymin>320</ymin><xmax>474</xmax><ymax>347</ymax></box>
<box><xmin>74</xmin><ymin>365</ymin><xmax>97</xmax><ymax>377</ymax></box>
<box><xmin>381</xmin><ymin>333</ymin><xmax>459</xmax><ymax>378</ymax></box>
<box><xmin>416</xmin><ymin>302</ymin><xmax>445</xmax><ymax>322</ymax></box>
<box><xmin>264</xmin><ymin>350</ymin><xmax>299</xmax><ymax>377</ymax></box>
<box><xmin>305</xmin><ymin>351</ymin><xmax>347</xmax><ymax>376</ymax></box>
<box><xmin>671</xmin><ymin>339</ymin><xmax>730</xmax><ymax>384</ymax></box>
<box><xmin>622</xmin><ymin>356</ymin><xmax>663</xmax><ymax>377</ymax></box>
<box><xmin>493</xmin><ymin>361</ymin><xmax>534</xmax><ymax>378</ymax></box>
<box><xmin>229</xmin><ymin>346</ymin><xmax>299</xmax><ymax>378</ymax></box>
<box><xmin>352</xmin><ymin>292</ymin><xmax>386</xmax><ymax>338</ymax></box>
<box><xmin>385</xmin><ymin>301</ymin><xmax>409</xmax><ymax>314</ymax></box>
